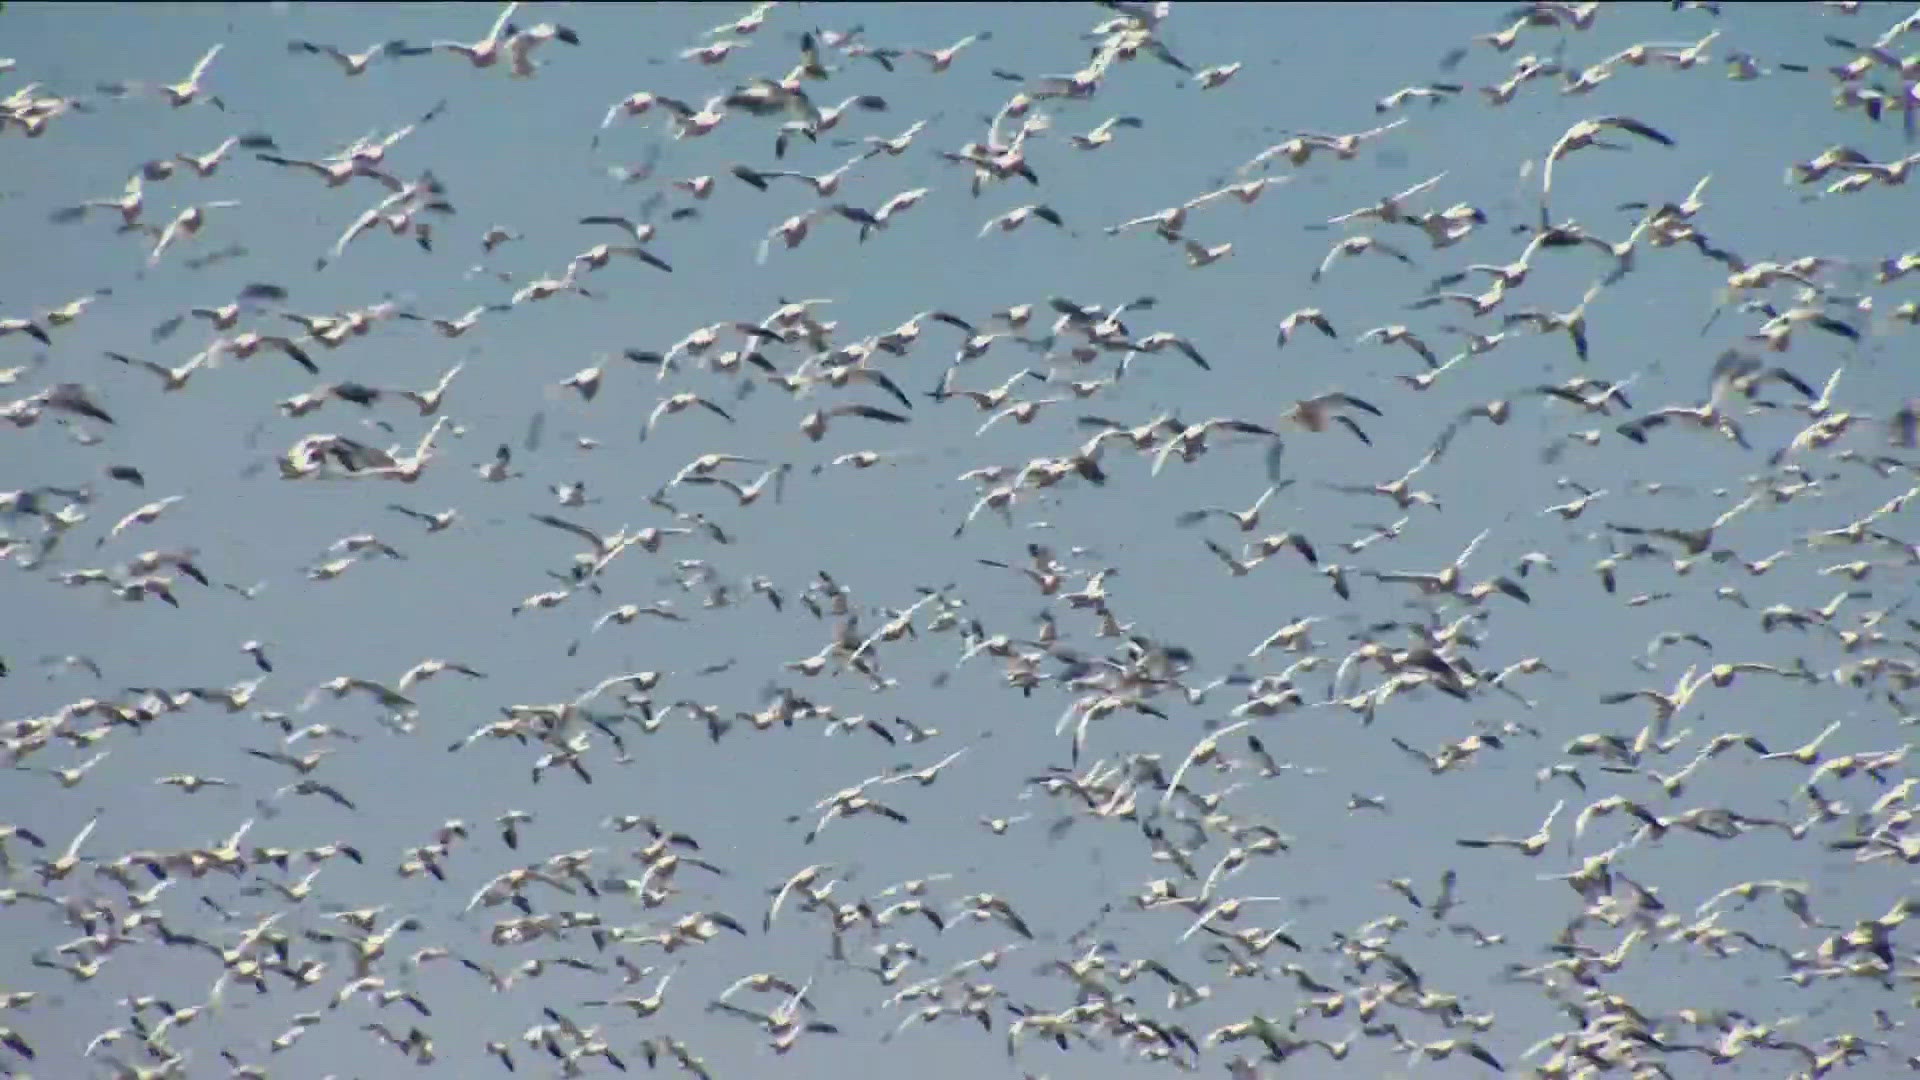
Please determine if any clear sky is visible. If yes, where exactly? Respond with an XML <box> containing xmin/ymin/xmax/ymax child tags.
<box><xmin>3</xmin><ymin>2</ymin><xmax>1918</xmax><ymax>1078</ymax></box>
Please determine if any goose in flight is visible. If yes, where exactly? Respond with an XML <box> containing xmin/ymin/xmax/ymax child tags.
<box><xmin>670</xmin><ymin>453</ymin><xmax>770</xmax><ymax>487</ymax></box>
<box><xmin>1163</xmin><ymin>719</ymin><xmax>1254</xmax><ymax>812</ymax></box>
<box><xmin>388</xmin><ymin>505</ymin><xmax>458</xmax><ymax>532</ymax></box>
<box><xmin>733</xmin><ymin>156</ymin><xmax>866</xmax><ymax>198</ymax></box>
<box><xmin>859</xmin><ymin>119</ymin><xmax>930</xmax><ymax>159</ymax></box>
<box><xmin>577</xmin><ymin>213</ymin><xmax>660</xmax><ymax>246</ymax></box>
<box><xmin>680</xmin><ymin>465</ymin><xmax>791</xmax><ymax>507</ymax></box>
<box><xmin>1275</xmin><ymin>308</ymin><xmax>1337</xmax><ymax>347</ymax></box>
<box><xmin>203</xmin><ymin>331</ymin><xmax>318</xmax><ymax>374</ymax></box>
<box><xmin>1124</xmin><ymin>331</ymin><xmax>1210</xmax><ymax>372</ymax></box>
<box><xmin>1357</xmin><ymin>325</ymin><xmax>1438</xmax><ymax>368</ymax></box>
<box><xmin>504</xmin><ymin>21</ymin><xmax>581</xmax><ymax>78</ymax></box>
<box><xmin>757</xmin><ymin>209</ymin><xmax>822</xmax><ymax>265</ymax></box>
<box><xmin>528</xmin><ymin>514</ymin><xmax>630</xmax><ymax>568</ymax></box>
<box><xmin>806</xmin><ymin>93</ymin><xmax>891</xmax><ymax>135</ymax></box>
<box><xmin>171</xmin><ymin>133</ymin><xmax>277</xmax><ymax>178</ymax></box>
<box><xmin>644</xmin><ymin>394</ymin><xmax>735</xmax><ymax>441</ymax></box>
<box><xmin>1503</xmin><ymin>281</ymin><xmax>1603</xmax><ymax>362</ymax></box>
<box><xmin>1287</xmin><ymin>117</ymin><xmax>1408</xmax><ymax>159</ymax></box>
<box><xmin>1745</xmin><ymin>303</ymin><xmax>1860</xmax><ymax>353</ymax></box>
<box><xmin>978</xmin><ymin>204</ymin><xmax>1067</xmax><ymax>238</ymax></box>
<box><xmin>914</xmin><ymin>32</ymin><xmax>992</xmax><ymax>72</ymax></box>
<box><xmin>1365</xmin><ymin>527</ymin><xmax>1493</xmax><ymax>600</ymax></box>
<box><xmin>100</xmin><ymin>43</ymin><xmax>226</xmax><ymax>109</ymax></box>
<box><xmin>1239</xmin><ymin>135</ymin><xmax>1327</xmax><ymax>174</ymax></box>
<box><xmin>288</xmin><ymin>39</ymin><xmax>429</xmax><ymax>75</ymax></box>
<box><xmin>511</xmin><ymin>266</ymin><xmax>596</xmax><ymax>306</ymax></box>
<box><xmin>765</xmin><ymin>863</ymin><xmax>840</xmax><ymax>931</ymax></box>
<box><xmin>49</xmin><ymin>173</ymin><xmax>146</xmax><ymax>228</ymax></box>
<box><xmin>107</xmin><ymin>495</ymin><xmax>186</xmax><ymax>541</ymax></box>
<box><xmin>570</xmin><ymin>242</ymin><xmax>672</xmax><ymax>275</ymax></box>
<box><xmin>930</xmin><ymin>367</ymin><xmax>1045</xmax><ymax>410</ymax></box>
<box><xmin>1151</xmin><ymin>417</ymin><xmax>1281</xmax><ymax>477</ymax></box>
<box><xmin>1541</xmin><ymin>115</ymin><xmax>1677</xmax><ymax>211</ymax></box>
<box><xmin>255</xmin><ymin>150</ymin><xmax>393</xmax><ymax>189</ymax></box>
<box><xmin>35</xmin><ymin>811</ymin><xmax>101</xmax><ymax>885</ymax></box>
<box><xmin>1456</xmin><ymin>799</ymin><xmax>1565</xmax><ymax>856</ymax></box>
<box><xmin>684</xmin><ymin>34</ymin><xmax>754</xmax><ymax>66</ymax></box>
<box><xmin>107</xmin><ymin>350</ymin><xmax>208</xmax><ymax>393</ymax></box>
<box><xmin>1178</xmin><ymin>236</ymin><xmax>1234</xmax><ymax>267</ymax></box>
<box><xmin>1375</xmin><ymin>82</ymin><xmax>1464</xmax><ymax>112</ymax></box>
<box><xmin>1178</xmin><ymin>895</ymin><xmax>1287</xmax><ymax>943</ymax></box>
<box><xmin>431</xmin><ymin>2</ymin><xmax>521</xmax><ymax>68</ymax></box>
<box><xmin>1615</xmin><ymin>350</ymin><xmax>1768</xmax><ymax>448</ymax></box>
<box><xmin>1191</xmin><ymin>61</ymin><xmax>1244</xmax><ymax>89</ymax></box>
<box><xmin>1280</xmin><ymin>392</ymin><xmax>1383</xmax><ymax>444</ymax></box>
<box><xmin>1710</xmin><ymin>350</ymin><xmax>1816</xmax><ymax>403</ymax></box>
<box><xmin>147</xmin><ymin>201</ymin><xmax>242</xmax><ymax>267</ymax></box>
<box><xmin>1320</xmin><ymin>173</ymin><xmax>1447</xmax><ymax>228</ymax></box>
<box><xmin>810</xmin><ymin>361</ymin><xmax>915</xmax><ymax>412</ymax></box>
<box><xmin>396</xmin><ymin>305</ymin><xmax>508</xmax><ymax>338</ymax></box>
<box><xmin>1070</xmin><ymin>114</ymin><xmax>1145</xmax><ymax>150</ymax></box>
<box><xmin>1176</xmin><ymin>485</ymin><xmax>1281</xmax><ymax>532</ymax></box>
<box><xmin>800</xmin><ymin>404</ymin><xmax>910</xmax><ymax>442</ymax></box>
<box><xmin>1312</xmin><ymin>235</ymin><xmax>1414</xmax><ymax>283</ymax></box>
<box><xmin>977</xmin><ymin>397</ymin><xmax>1067</xmax><ymax>437</ymax></box>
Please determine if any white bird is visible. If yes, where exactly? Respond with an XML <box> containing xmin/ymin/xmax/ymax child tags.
<box><xmin>801</xmin><ymin>404</ymin><xmax>910</xmax><ymax>442</ymax></box>
<box><xmin>504</xmin><ymin>22</ymin><xmax>581</xmax><ymax>78</ymax></box>
<box><xmin>571</xmin><ymin>242</ymin><xmax>672</xmax><ymax>275</ymax></box>
<box><xmin>512</xmin><ymin>267</ymin><xmax>596</xmax><ymax>306</ymax></box>
<box><xmin>390</xmin><ymin>364</ymin><xmax>464</xmax><ymax>418</ymax></box>
<box><xmin>287</xmin><ymin>38</ymin><xmax>425</xmax><ymax>76</ymax></box>
<box><xmin>50</xmin><ymin>173</ymin><xmax>145</xmax><ymax>228</ymax></box>
<box><xmin>1357</xmin><ymin>325</ymin><xmax>1439</xmax><ymax>368</ymax></box>
<box><xmin>148</xmin><ymin>201</ymin><xmax>241</xmax><ymax>267</ymax></box>
<box><xmin>680</xmin><ymin>465</ymin><xmax>790</xmax><ymax>507</ymax></box>
<box><xmin>758</xmin><ymin>210</ymin><xmax>821</xmax><ymax>264</ymax></box>
<box><xmin>1285</xmin><ymin>117</ymin><xmax>1407</xmax><ymax>160</ymax></box>
<box><xmin>979</xmin><ymin>204</ymin><xmax>1067</xmax><ymax>238</ymax></box>
<box><xmin>36</xmin><ymin>812</ymin><xmax>101</xmax><ymax>884</ymax></box>
<box><xmin>431</xmin><ymin>2</ymin><xmax>521</xmax><ymax>68</ymax></box>
<box><xmin>1323</xmin><ymin>172</ymin><xmax>1447</xmax><ymax>227</ymax></box>
<box><xmin>914</xmin><ymin>32</ymin><xmax>991</xmax><ymax>73</ymax></box>
<box><xmin>1312</xmin><ymin>235</ymin><xmax>1414</xmax><ymax>283</ymax></box>
<box><xmin>708</xmin><ymin>2</ymin><xmax>775</xmax><ymax>37</ymax></box>
<box><xmin>1178</xmin><ymin>895</ymin><xmax>1287</xmax><ymax>942</ymax></box>
<box><xmin>107</xmin><ymin>495</ymin><xmax>185</xmax><ymax>541</ymax></box>
<box><xmin>397</xmin><ymin>306</ymin><xmax>508</xmax><ymax>338</ymax></box>
<box><xmin>976</xmin><ymin>397</ymin><xmax>1067</xmax><ymax>437</ymax></box>
<box><xmin>1276</xmin><ymin>308</ymin><xmax>1338</xmax><ymax>347</ymax></box>
<box><xmin>682</xmin><ymin>39</ymin><xmax>751</xmax><ymax>65</ymax></box>
<box><xmin>644</xmin><ymin>393</ymin><xmax>735</xmax><ymax>441</ymax></box>
<box><xmin>733</xmin><ymin>155</ymin><xmax>865</xmax><ymax>198</ymax></box>
<box><xmin>172</xmin><ymin>134</ymin><xmax>267</xmax><ymax>178</ymax></box>
<box><xmin>1192</xmin><ymin>61</ymin><xmax>1243</xmax><ymax>89</ymax></box>
<box><xmin>861</xmin><ymin>120</ymin><xmax>929</xmax><ymax>159</ymax></box>
<box><xmin>107</xmin><ymin>350</ymin><xmax>207</xmax><ymax>393</ymax></box>
<box><xmin>1163</xmin><ymin>719</ymin><xmax>1253</xmax><ymax>812</ymax></box>
<box><xmin>1542</xmin><ymin>115</ymin><xmax>1677</xmax><ymax>209</ymax></box>
<box><xmin>656</xmin><ymin>94</ymin><xmax>730</xmax><ymax>139</ymax></box>
<box><xmin>1179</xmin><ymin>237</ymin><xmax>1234</xmax><ymax>267</ymax></box>
<box><xmin>107</xmin><ymin>43</ymin><xmax>225</xmax><ymax>109</ymax></box>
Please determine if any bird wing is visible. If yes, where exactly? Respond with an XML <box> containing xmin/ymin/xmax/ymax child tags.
<box><xmin>1603</xmin><ymin>115</ymin><xmax>1675</xmax><ymax>145</ymax></box>
<box><xmin>529</xmin><ymin>514</ymin><xmax>606</xmax><ymax>555</ymax></box>
<box><xmin>839</xmin><ymin>404</ymin><xmax>909</xmax><ymax>424</ymax></box>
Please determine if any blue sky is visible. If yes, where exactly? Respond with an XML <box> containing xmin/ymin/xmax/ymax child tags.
<box><xmin>3</xmin><ymin>2</ymin><xmax>1918</xmax><ymax>1078</ymax></box>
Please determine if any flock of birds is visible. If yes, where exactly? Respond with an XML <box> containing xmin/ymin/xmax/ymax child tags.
<box><xmin>7</xmin><ymin>1</ymin><xmax>1920</xmax><ymax>1077</ymax></box>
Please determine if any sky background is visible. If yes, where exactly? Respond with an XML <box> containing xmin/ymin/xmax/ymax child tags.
<box><xmin>3</xmin><ymin>2</ymin><xmax>1919</xmax><ymax>1078</ymax></box>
